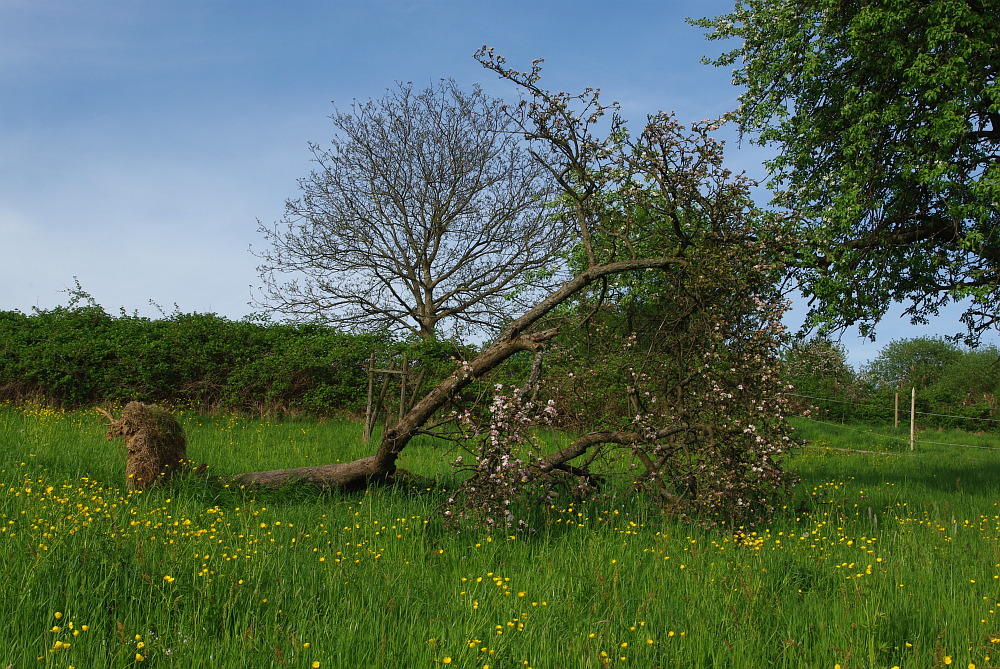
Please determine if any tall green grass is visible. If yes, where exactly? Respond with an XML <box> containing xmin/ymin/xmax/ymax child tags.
<box><xmin>3</xmin><ymin>404</ymin><xmax>1000</xmax><ymax>667</ymax></box>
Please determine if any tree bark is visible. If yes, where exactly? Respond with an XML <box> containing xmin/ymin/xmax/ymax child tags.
<box><xmin>228</xmin><ymin>456</ymin><xmax>384</xmax><ymax>491</ymax></box>
<box><xmin>374</xmin><ymin>255</ymin><xmax>688</xmax><ymax>474</ymax></box>
<box><xmin>374</xmin><ymin>328</ymin><xmax>557</xmax><ymax>472</ymax></box>
<box><xmin>229</xmin><ymin>256</ymin><xmax>686</xmax><ymax>491</ymax></box>
<box><xmin>537</xmin><ymin>423</ymin><xmax>688</xmax><ymax>472</ymax></box>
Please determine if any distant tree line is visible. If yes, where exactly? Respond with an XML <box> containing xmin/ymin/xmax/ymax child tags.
<box><xmin>784</xmin><ymin>336</ymin><xmax>1000</xmax><ymax>431</ymax></box>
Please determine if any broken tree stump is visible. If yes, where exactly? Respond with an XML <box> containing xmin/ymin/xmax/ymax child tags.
<box><xmin>99</xmin><ymin>401</ymin><xmax>188</xmax><ymax>489</ymax></box>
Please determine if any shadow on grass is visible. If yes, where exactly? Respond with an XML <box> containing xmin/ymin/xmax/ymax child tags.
<box><xmin>787</xmin><ymin>441</ymin><xmax>1000</xmax><ymax>521</ymax></box>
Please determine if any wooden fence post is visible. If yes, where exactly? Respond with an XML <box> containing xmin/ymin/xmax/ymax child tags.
<box><xmin>364</xmin><ymin>353</ymin><xmax>415</xmax><ymax>441</ymax></box>
<box><xmin>363</xmin><ymin>352</ymin><xmax>375</xmax><ymax>443</ymax></box>
<box><xmin>398</xmin><ymin>355</ymin><xmax>409</xmax><ymax>424</ymax></box>
<box><xmin>910</xmin><ymin>387</ymin><xmax>916</xmax><ymax>451</ymax></box>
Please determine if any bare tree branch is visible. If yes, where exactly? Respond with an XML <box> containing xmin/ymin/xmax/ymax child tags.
<box><xmin>254</xmin><ymin>80</ymin><xmax>569</xmax><ymax>339</ymax></box>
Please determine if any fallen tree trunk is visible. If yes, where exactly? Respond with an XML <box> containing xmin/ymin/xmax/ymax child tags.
<box><xmin>103</xmin><ymin>256</ymin><xmax>688</xmax><ymax>492</ymax></box>
<box><xmin>227</xmin><ymin>456</ymin><xmax>385</xmax><ymax>491</ymax></box>
<box><xmin>230</xmin><ymin>258</ymin><xmax>684</xmax><ymax>490</ymax></box>
<box><xmin>372</xmin><ymin>256</ymin><xmax>687</xmax><ymax>476</ymax></box>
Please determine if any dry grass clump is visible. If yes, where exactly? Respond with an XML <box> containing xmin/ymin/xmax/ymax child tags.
<box><xmin>100</xmin><ymin>402</ymin><xmax>187</xmax><ymax>489</ymax></box>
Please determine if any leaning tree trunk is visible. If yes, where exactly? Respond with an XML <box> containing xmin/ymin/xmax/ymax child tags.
<box><xmin>230</xmin><ymin>329</ymin><xmax>556</xmax><ymax>489</ymax></box>
<box><xmin>104</xmin><ymin>257</ymin><xmax>686</xmax><ymax>492</ymax></box>
<box><xmin>225</xmin><ymin>256</ymin><xmax>685</xmax><ymax>490</ymax></box>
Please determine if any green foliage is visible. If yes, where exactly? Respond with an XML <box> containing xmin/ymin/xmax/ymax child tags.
<box><xmin>694</xmin><ymin>0</ymin><xmax>1000</xmax><ymax>342</ymax></box>
<box><xmin>782</xmin><ymin>335</ymin><xmax>1000</xmax><ymax>429</ymax></box>
<box><xmin>783</xmin><ymin>336</ymin><xmax>871</xmax><ymax>421</ymax></box>
<box><xmin>0</xmin><ymin>304</ymin><xmax>390</xmax><ymax>416</ymax></box>
<box><xmin>931</xmin><ymin>345</ymin><xmax>1000</xmax><ymax>402</ymax></box>
<box><xmin>865</xmin><ymin>336</ymin><xmax>964</xmax><ymax>391</ymax></box>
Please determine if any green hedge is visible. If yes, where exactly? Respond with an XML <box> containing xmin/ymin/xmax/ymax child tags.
<box><xmin>0</xmin><ymin>306</ymin><xmax>391</xmax><ymax>416</ymax></box>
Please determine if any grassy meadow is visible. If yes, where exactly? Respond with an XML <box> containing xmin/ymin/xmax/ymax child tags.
<box><xmin>3</xmin><ymin>404</ymin><xmax>1000</xmax><ymax>668</ymax></box>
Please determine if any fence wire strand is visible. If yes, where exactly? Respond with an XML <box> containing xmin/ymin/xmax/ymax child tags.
<box><xmin>794</xmin><ymin>412</ymin><xmax>1000</xmax><ymax>453</ymax></box>
<box><xmin>787</xmin><ymin>392</ymin><xmax>1000</xmax><ymax>424</ymax></box>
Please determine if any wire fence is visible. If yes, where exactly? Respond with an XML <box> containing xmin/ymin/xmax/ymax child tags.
<box><xmin>786</xmin><ymin>391</ymin><xmax>1000</xmax><ymax>453</ymax></box>
<box><xmin>787</xmin><ymin>391</ymin><xmax>1000</xmax><ymax>423</ymax></box>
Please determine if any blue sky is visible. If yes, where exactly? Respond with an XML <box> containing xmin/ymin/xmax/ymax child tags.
<box><xmin>0</xmin><ymin>0</ymin><xmax>977</xmax><ymax>367</ymax></box>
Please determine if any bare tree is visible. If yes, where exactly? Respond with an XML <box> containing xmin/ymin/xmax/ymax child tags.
<box><xmin>254</xmin><ymin>79</ymin><xmax>566</xmax><ymax>339</ymax></box>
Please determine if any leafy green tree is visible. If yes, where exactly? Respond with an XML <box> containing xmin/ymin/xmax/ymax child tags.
<box><xmin>865</xmin><ymin>336</ymin><xmax>963</xmax><ymax>391</ymax></box>
<box><xmin>694</xmin><ymin>1</ymin><xmax>1000</xmax><ymax>342</ymax></box>
<box><xmin>783</xmin><ymin>336</ymin><xmax>855</xmax><ymax>389</ymax></box>
<box><xmin>931</xmin><ymin>345</ymin><xmax>1000</xmax><ymax>404</ymax></box>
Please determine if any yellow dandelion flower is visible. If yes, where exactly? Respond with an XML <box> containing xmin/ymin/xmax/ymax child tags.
<box><xmin>443</xmin><ymin>658</ymin><xmax>452</xmax><ymax>664</ymax></box>
<box><xmin>54</xmin><ymin>612</ymin><xmax>63</xmax><ymax>619</ymax></box>
<box><xmin>136</xmin><ymin>653</ymin><xmax>145</xmax><ymax>661</ymax></box>
<box><xmin>312</xmin><ymin>662</ymin><xmax>320</xmax><ymax>668</ymax></box>
<box><xmin>944</xmin><ymin>657</ymin><xmax>953</xmax><ymax>665</ymax></box>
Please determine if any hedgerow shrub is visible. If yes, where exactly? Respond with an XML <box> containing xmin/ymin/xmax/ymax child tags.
<box><xmin>0</xmin><ymin>305</ymin><xmax>391</xmax><ymax>416</ymax></box>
